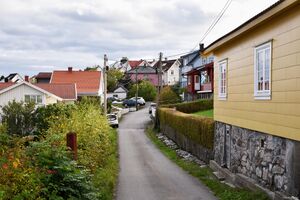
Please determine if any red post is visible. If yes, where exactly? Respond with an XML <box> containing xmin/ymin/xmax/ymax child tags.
<box><xmin>66</xmin><ymin>132</ymin><xmax>77</xmax><ymax>160</ymax></box>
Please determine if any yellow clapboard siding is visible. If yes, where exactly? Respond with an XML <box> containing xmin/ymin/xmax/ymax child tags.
<box><xmin>214</xmin><ymin>101</ymin><xmax>300</xmax><ymax>117</ymax></box>
<box><xmin>213</xmin><ymin>4</ymin><xmax>300</xmax><ymax>141</ymax></box>
<box><xmin>214</xmin><ymin>108</ymin><xmax>300</xmax><ymax>129</ymax></box>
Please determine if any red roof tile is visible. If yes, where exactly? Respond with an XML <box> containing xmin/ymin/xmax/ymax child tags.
<box><xmin>35</xmin><ymin>83</ymin><xmax>77</xmax><ymax>100</ymax></box>
<box><xmin>128</xmin><ymin>60</ymin><xmax>143</xmax><ymax>69</ymax></box>
<box><xmin>51</xmin><ymin>69</ymin><xmax>101</xmax><ymax>95</ymax></box>
<box><xmin>36</xmin><ymin>72</ymin><xmax>52</xmax><ymax>79</ymax></box>
<box><xmin>0</xmin><ymin>82</ymin><xmax>14</xmax><ymax>91</ymax></box>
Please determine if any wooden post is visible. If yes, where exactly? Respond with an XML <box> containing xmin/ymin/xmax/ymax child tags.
<box><xmin>66</xmin><ymin>132</ymin><xmax>77</xmax><ymax>160</ymax></box>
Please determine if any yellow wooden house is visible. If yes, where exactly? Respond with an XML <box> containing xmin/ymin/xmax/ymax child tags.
<box><xmin>203</xmin><ymin>0</ymin><xmax>300</xmax><ymax>197</ymax></box>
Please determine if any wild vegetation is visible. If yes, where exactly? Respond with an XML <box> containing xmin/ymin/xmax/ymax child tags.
<box><xmin>0</xmin><ymin>100</ymin><xmax>118</xmax><ymax>200</ymax></box>
<box><xmin>158</xmin><ymin>86</ymin><xmax>181</xmax><ymax>105</ymax></box>
<box><xmin>128</xmin><ymin>80</ymin><xmax>157</xmax><ymax>101</ymax></box>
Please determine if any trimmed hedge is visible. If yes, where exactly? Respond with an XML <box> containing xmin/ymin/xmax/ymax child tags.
<box><xmin>158</xmin><ymin>108</ymin><xmax>214</xmax><ymax>150</ymax></box>
<box><xmin>164</xmin><ymin>99</ymin><xmax>213</xmax><ymax>114</ymax></box>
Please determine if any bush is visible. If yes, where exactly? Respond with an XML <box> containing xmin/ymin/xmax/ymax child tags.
<box><xmin>1</xmin><ymin>100</ymin><xmax>36</xmax><ymax>136</ymax></box>
<box><xmin>35</xmin><ymin>103</ymin><xmax>75</xmax><ymax>135</ymax></box>
<box><xmin>165</xmin><ymin>99</ymin><xmax>213</xmax><ymax>113</ymax></box>
<box><xmin>28</xmin><ymin>134</ymin><xmax>98</xmax><ymax>199</ymax></box>
<box><xmin>158</xmin><ymin>108</ymin><xmax>214</xmax><ymax>149</ymax></box>
<box><xmin>0</xmin><ymin>101</ymin><xmax>117</xmax><ymax>200</ymax></box>
<box><xmin>158</xmin><ymin>86</ymin><xmax>181</xmax><ymax>105</ymax></box>
<box><xmin>45</xmin><ymin>102</ymin><xmax>111</xmax><ymax>172</ymax></box>
<box><xmin>128</xmin><ymin>80</ymin><xmax>157</xmax><ymax>101</ymax></box>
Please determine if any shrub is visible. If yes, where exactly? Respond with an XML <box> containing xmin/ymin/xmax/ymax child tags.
<box><xmin>45</xmin><ymin>102</ymin><xmax>112</xmax><ymax>172</ymax></box>
<box><xmin>34</xmin><ymin>103</ymin><xmax>75</xmax><ymax>135</ymax></box>
<box><xmin>0</xmin><ymin>100</ymin><xmax>36</xmax><ymax>136</ymax></box>
<box><xmin>128</xmin><ymin>80</ymin><xmax>157</xmax><ymax>101</ymax></box>
<box><xmin>28</xmin><ymin>134</ymin><xmax>98</xmax><ymax>199</ymax></box>
<box><xmin>165</xmin><ymin>99</ymin><xmax>213</xmax><ymax>113</ymax></box>
<box><xmin>158</xmin><ymin>86</ymin><xmax>181</xmax><ymax>105</ymax></box>
<box><xmin>158</xmin><ymin>108</ymin><xmax>214</xmax><ymax>149</ymax></box>
<box><xmin>0</xmin><ymin>127</ymin><xmax>43</xmax><ymax>200</ymax></box>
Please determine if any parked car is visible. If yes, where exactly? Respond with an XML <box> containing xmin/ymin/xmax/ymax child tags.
<box><xmin>107</xmin><ymin>96</ymin><xmax>121</xmax><ymax>102</ymax></box>
<box><xmin>107</xmin><ymin>114</ymin><xmax>119</xmax><ymax>128</ymax></box>
<box><xmin>122</xmin><ymin>99</ymin><xmax>137</xmax><ymax>107</ymax></box>
<box><xmin>149</xmin><ymin>102</ymin><xmax>156</xmax><ymax>114</ymax></box>
<box><xmin>130</xmin><ymin>97</ymin><xmax>146</xmax><ymax>105</ymax></box>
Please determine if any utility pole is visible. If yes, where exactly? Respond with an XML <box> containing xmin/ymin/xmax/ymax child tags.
<box><xmin>103</xmin><ymin>54</ymin><xmax>108</xmax><ymax>115</ymax></box>
<box><xmin>135</xmin><ymin>66</ymin><xmax>138</xmax><ymax>111</ymax></box>
<box><xmin>155</xmin><ymin>52</ymin><xmax>163</xmax><ymax>129</ymax></box>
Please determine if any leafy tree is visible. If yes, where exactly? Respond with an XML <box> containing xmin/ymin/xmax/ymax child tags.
<box><xmin>107</xmin><ymin>68</ymin><xmax>124</xmax><ymax>92</ymax></box>
<box><xmin>128</xmin><ymin>80</ymin><xmax>157</xmax><ymax>101</ymax></box>
<box><xmin>84</xmin><ymin>66</ymin><xmax>99</xmax><ymax>71</ymax></box>
<box><xmin>158</xmin><ymin>86</ymin><xmax>181</xmax><ymax>105</ymax></box>
<box><xmin>1</xmin><ymin>100</ymin><xmax>36</xmax><ymax>136</ymax></box>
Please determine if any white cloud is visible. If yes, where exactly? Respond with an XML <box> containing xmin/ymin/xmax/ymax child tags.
<box><xmin>0</xmin><ymin>0</ymin><xmax>278</xmax><ymax>76</ymax></box>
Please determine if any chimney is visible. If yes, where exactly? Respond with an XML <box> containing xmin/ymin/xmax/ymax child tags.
<box><xmin>199</xmin><ymin>43</ymin><xmax>204</xmax><ymax>51</ymax></box>
<box><xmin>24</xmin><ymin>75</ymin><xmax>29</xmax><ymax>82</ymax></box>
<box><xmin>165</xmin><ymin>57</ymin><xmax>168</xmax><ymax>61</ymax></box>
<box><xmin>68</xmin><ymin>67</ymin><xmax>73</xmax><ymax>72</ymax></box>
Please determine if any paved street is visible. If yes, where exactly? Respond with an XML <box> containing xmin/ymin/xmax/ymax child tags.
<box><xmin>117</xmin><ymin>105</ymin><xmax>217</xmax><ymax>200</ymax></box>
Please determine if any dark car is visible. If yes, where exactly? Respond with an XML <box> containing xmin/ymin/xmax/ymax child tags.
<box><xmin>122</xmin><ymin>99</ymin><xmax>137</xmax><ymax>107</ymax></box>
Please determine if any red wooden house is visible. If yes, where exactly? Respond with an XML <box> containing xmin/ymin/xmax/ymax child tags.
<box><xmin>186</xmin><ymin>61</ymin><xmax>214</xmax><ymax>100</ymax></box>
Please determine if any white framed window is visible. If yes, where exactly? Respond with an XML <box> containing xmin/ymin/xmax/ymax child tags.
<box><xmin>218</xmin><ymin>59</ymin><xmax>227</xmax><ymax>100</ymax></box>
<box><xmin>171</xmin><ymin>70</ymin><xmax>174</xmax><ymax>75</ymax></box>
<box><xmin>25</xmin><ymin>95</ymin><xmax>42</xmax><ymax>104</ymax></box>
<box><xmin>254</xmin><ymin>41</ymin><xmax>272</xmax><ymax>100</ymax></box>
<box><xmin>187</xmin><ymin>76</ymin><xmax>191</xmax><ymax>85</ymax></box>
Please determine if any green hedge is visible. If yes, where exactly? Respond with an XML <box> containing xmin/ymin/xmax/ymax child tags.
<box><xmin>158</xmin><ymin>108</ymin><xmax>214</xmax><ymax>149</ymax></box>
<box><xmin>164</xmin><ymin>99</ymin><xmax>213</xmax><ymax>114</ymax></box>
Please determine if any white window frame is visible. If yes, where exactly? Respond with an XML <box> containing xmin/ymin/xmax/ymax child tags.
<box><xmin>24</xmin><ymin>94</ymin><xmax>43</xmax><ymax>104</ymax></box>
<box><xmin>254</xmin><ymin>41</ymin><xmax>272</xmax><ymax>100</ymax></box>
<box><xmin>218</xmin><ymin>59</ymin><xmax>227</xmax><ymax>100</ymax></box>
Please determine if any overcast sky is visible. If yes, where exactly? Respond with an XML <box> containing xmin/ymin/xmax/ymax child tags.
<box><xmin>0</xmin><ymin>0</ymin><xmax>277</xmax><ymax>76</ymax></box>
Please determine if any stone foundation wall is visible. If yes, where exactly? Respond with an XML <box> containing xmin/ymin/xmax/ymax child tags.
<box><xmin>161</xmin><ymin>125</ymin><xmax>214</xmax><ymax>163</ymax></box>
<box><xmin>214</xmin><ymin>121</ymin><xmax>300</xmax><ymax>197</ymax></box>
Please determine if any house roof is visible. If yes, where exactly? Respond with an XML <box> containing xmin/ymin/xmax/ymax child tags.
<box><xmin>35</xmin><ymin>83</ymin><xmax>77</xmax><ymax>100</ymax></box>
<box><xmin>126</xmin><ymin>65</ymin><xmax>157</xmax><ymax>74</ymax></box>
<box><xmin>0</xmin><ymin>73</ymin><xmax>23</xmax><ymax>82</ymax></box>
<box><xmin>51</xmin><ymin>69</ymin><xmax>101</xmax><ymax>95</ymax></box>
<box><xmin>0</xmin><ymin>81</ymin><xmax>63</xmax><ymax>101</ymax></box>
<box><xmin>36</xmin><ymin>72</ymin><xmax>52</xmax><ymax>79</ymax></box>
<box><xmin>153</xmin><ymin>59</ymin><xmax>178</xmax><ymax>72</ymax></box>
<box><xmin>204</xmin><ymin>0</ymin><xmax>298</xmax><ymax>54</ymax></box>
<box><xmin>128</xmin><ymin>60</ymin><xmax>143</xmax><ymax>69</ymax></box>
<box><xmin>0</xmin><ymin>82</ymin><xmax>15</xmax><ymax>90</ymax></box>
<box><xmin>114</xmin><ymin>85</ymin><xmax>128</xmax><ymax>93</ymax></box>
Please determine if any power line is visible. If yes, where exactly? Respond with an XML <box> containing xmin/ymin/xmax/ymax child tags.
<box><xmin>105</xmin><ymin>0</ymin><xmax>232</xmax><ymax>63</ymax></box>
<box><xmin>190</xmin><ymin>0</ymin><xmax>232</xmax><ymax>51</ymax></box>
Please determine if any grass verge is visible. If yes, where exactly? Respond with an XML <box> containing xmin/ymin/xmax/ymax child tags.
<box><xmin>92</xmin><ymin>129</ymin><xmax>119</xmax><ymax>200</ymax></box>
<box><xmin>193</xmin><ymin>109</ymin><xmax>214</xmax><ymax>118</ymax></box>
<box><xmin>146</xmin><ymin>125</ymin><xmax>269</xmax><ymax>200</ymax></box>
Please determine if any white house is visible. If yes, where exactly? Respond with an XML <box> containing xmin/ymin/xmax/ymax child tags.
<box><xmin>0</xmin><ymin>81</ymin><xmax>77</xmax><ymax>108</ymax></box>
<box><xmin>107</xmin><ymin>85</ymin><xmax>128</xmax><ymax>99</ymax></box>
<box><xmin>161</xmin><ymin>59</ymin><xmax>181</xmax><ymax>86</ymax></box>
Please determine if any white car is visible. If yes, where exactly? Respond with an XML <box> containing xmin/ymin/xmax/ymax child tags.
<box><xmin>107</xmin><ymin>114</ymin><xmax>119</xmax><ymax>128</ymax></box>
<box><xmin>130</xmin><ymin>97</ymin><xmax>146</xmax><ymax>105</ymax></box>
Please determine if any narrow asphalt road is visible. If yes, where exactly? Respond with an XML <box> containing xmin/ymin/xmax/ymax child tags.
<box><xmin>116</xmin><ymin>104</ymin><xmax>217</xmax><ymax>200</ymax></box>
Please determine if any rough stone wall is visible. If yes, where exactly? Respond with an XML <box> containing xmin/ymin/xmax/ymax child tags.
<box><xmin>214</xmin><ymin>121</ymin><xmax>300</xmax><ymax>197</ymax></box>
<box><xmin>161</xmin><ymin>125</ymin><xmax>214</xmax><ymax>163</ymax></box>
